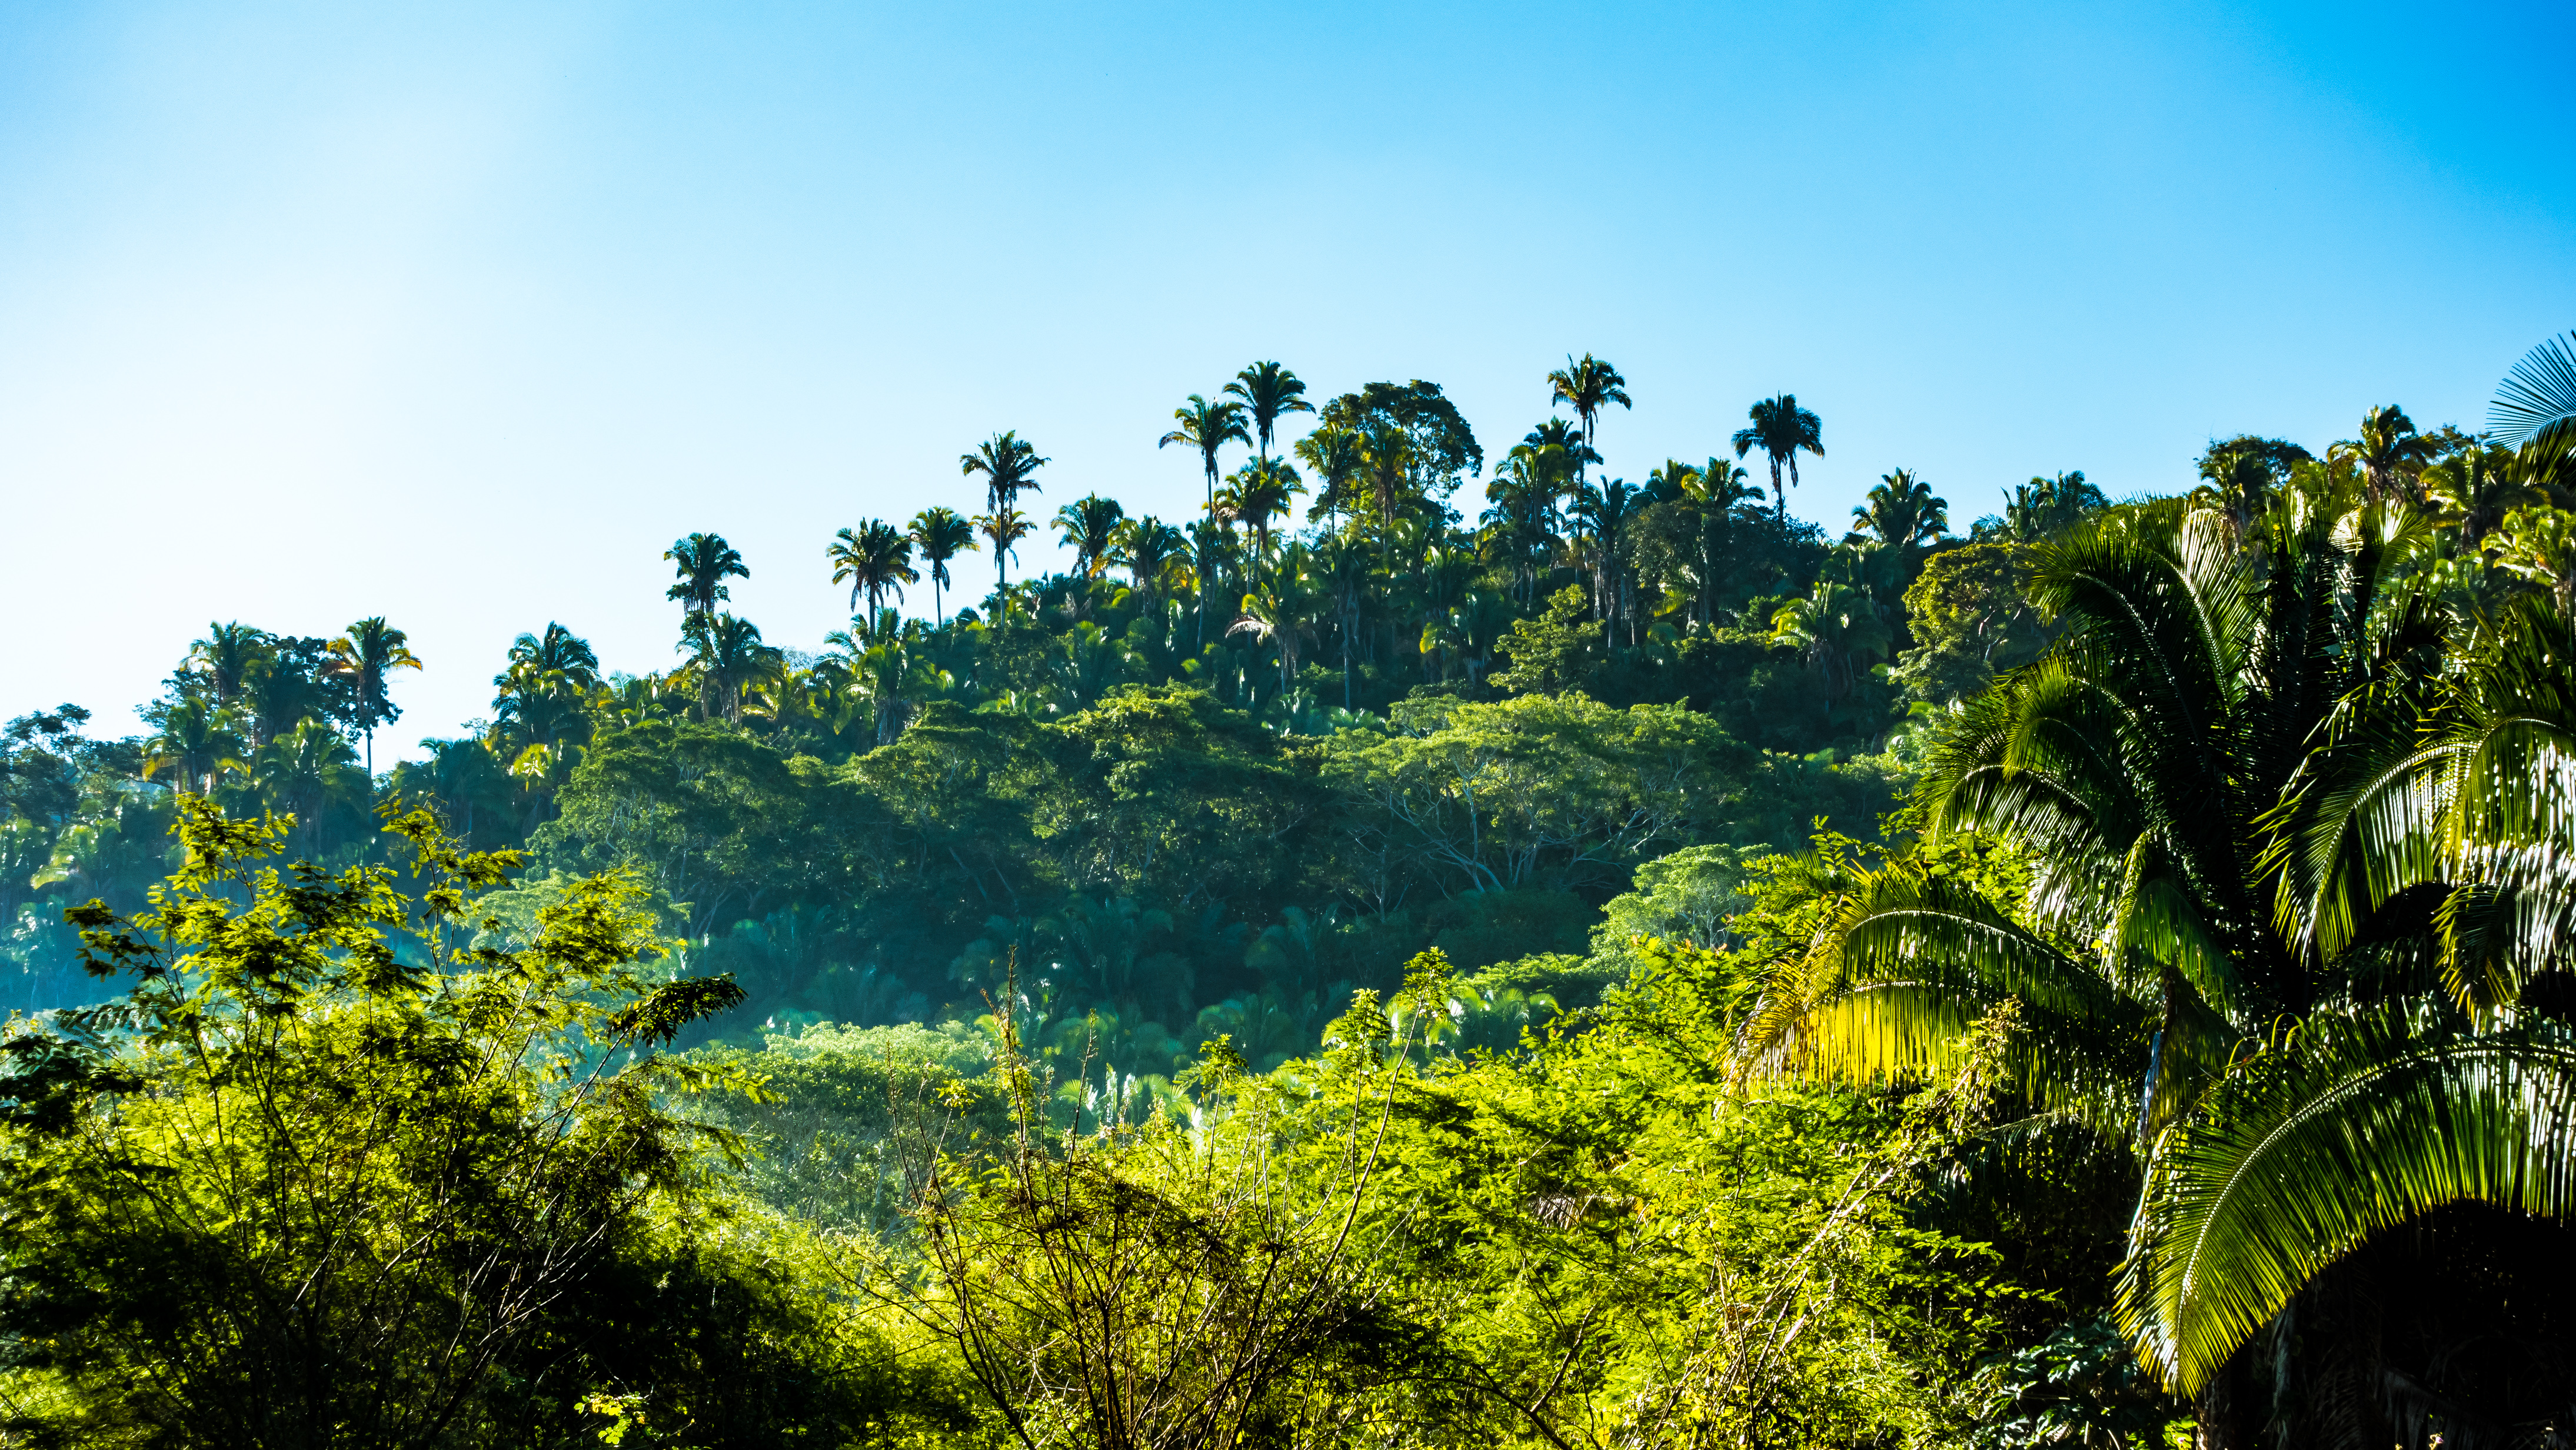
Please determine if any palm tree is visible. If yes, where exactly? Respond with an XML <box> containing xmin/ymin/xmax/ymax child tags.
<box><xmin>1732</xmin><ymin>394</ymin><xmax>1825</xmax><ymax>520</ymax></box>
<box><xmin>1053</xmin><ymin>494</ymin><xmax>1128</xmax><ymax>579</ymax></box>
<box><xmin>1187</xmin><ymin>517</ymin><xmax>1236</xmax><ymax>651</ymax></box>
<box><xmin>1312</xmin><ymin>531</ymin><xmax>1371</xmax><ymax>709</ymax></box>
<box><xmin>505</xmin><ymin>622</ymin><xmax>599</xmax><ymax>686</ymax></box>
<box><xmin>1763</xmin><ymin>577</ymin><xmax>1893</xmax><ymax>701</ymax></box>
<box><xmin>1224</xmin><ymin>361</ymin><xmax>1314</xmax><ymax>464</ymax></box>
<box><xmin>1293</xmin><ymin>424</ymin><xmax>1366</xmax><ymax>524</ymax></box>
<box><xmin>976</xmin><ymin>506</ymin><xmax>1037</xmax><ymax>592</ymax></box>
<box><xmin>665</xmin><ymin>533</ymin><xmax>748</xmax><ymax>627</ymax></box>
<box><xmin>1546</xmin><ymin>354</ymin><xmax>1630</xmax><ymax>486</ymax></box>
<box><xmin>1741</xmin><ymin>487</ymin><xmax>2576</xmax><ymax>1436</ymax></box>
<box><xmin>1214</xmin><ymin>459</ymin><xmax>1305</xmax><ymax>573</ymax></box>
<box><xmin>2331</xmin><ymin>404</ymin><xmax>2432</xmax><ymax>507</ymax></box>
<box><xmin>1569</xmin><ymin>477</ymin><xmax>1638</xmax><ymax>641</ymax></box>
<box><xmin>1356</xmin><ymin>421</ymin><xmax>1415</xmax><ymax>570</ymax></box>
<box><xmin>491</xmin><ymin>625</ymin><xmax>596</xmax><ymax>776</ymax></box>
<box><xmin>908</xmin><ymin>507</ymin><xmax>979</xmax><ymax>627</ymax></box>
<box><xmin>253</xmin><ymin>717</ymin><xmax>366</xmax><ymax>856</ymax></box>
<box><xmin>188</xmin><ymin>623</ymin><xmax>265</xmax><ymax>706</ymax></box>
<box><xmin>1478</xmin><ymin>457</ymin><xmax>1560</xmax><ymax>606</ymax></box>
<box><xmin>828</xmin><ymin>520</ymin><xmax>920</xmax><ymax>626</ymax></box>
<box><xmin>2424</xmin><ymin>443</ymin><xmax>2534</xmax><ymax>548</ymax></box>
<box><xmin>1848</xmin><ymin>468</ymin><xmax>1949</xmax><ymax>556</ymax></box>
<box><xmin>961</xmin><ymin>431</ymin><xmax>1049</xmax><ymax>517</ymax></box>
<box><xmin>1159</xmin><ymin>394</ymin><xmax>1251</xmax><ymax>512</ymax></box>
<box><xmin>143</xmin><ymin>696</ymin><xmax>247</xmax><ymax>796</ymax></box>
<box><xmin>679</xmin><ymin>612</ymin><xmax>781</xmax><ymax>724</ymax></box>
<box><xmin>321</xmin><ymin>617</ymin><xmax>422</xmax><ymax>779</ymax></box>
<box><xmin>1111</xmin><ymin>516</ymin><xmax>1187</xmax><ymax>602</ymax></box>
<box><xmin>1993</xmin><ymin>471</ymin><xmax>2106</xmax><ymax>542</ymax></box>
<box><xmin>1229</xmin><ymin>544</ymin><xmax>1325</xmax><ymax>694</ymax></box>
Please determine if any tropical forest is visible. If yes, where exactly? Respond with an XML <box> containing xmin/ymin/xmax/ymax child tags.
<box><xmin>4</xmin><ymin>330</ymin><xmax>2576</xmax><ymax>1450</ymax></box>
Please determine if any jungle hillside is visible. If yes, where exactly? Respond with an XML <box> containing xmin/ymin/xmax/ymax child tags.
<box><xmin>8</xmin><ymin>330</ymin><xmax>2576</xmax><ymax>1448</ymax></box>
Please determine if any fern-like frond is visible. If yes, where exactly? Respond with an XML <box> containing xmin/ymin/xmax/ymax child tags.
<box><xmin>2118</xmin><ymin>1008</ymin><xmax>2576</xmax><ymax>1395</ymax></box>
<box><xmin>1738</xmin><ymin>864</ymin><xmax>2154</xmax><ymax>1127</ymax></box>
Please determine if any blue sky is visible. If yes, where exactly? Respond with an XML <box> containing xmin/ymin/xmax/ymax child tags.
<box><xmin>4</xmin><ymin>0</ymin><xmax>2571</xmax><ymax>753</ymax></box>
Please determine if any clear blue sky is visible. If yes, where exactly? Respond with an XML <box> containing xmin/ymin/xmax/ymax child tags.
<box><xmin>4</xmin><ymin>1</ymin><xmax>2571</xmax><ymax>753</ymax></box>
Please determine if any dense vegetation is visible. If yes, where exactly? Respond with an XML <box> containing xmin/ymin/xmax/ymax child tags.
<box><xmin>5</xmin><ymin>335</ymin><xmax>2575</xmax><ymax>1447</ymax></box>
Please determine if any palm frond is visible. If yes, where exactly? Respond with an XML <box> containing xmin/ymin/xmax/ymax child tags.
<box><xmin>1738</xmin><ymin>864</ymin><xmax>2154</xmax><ymax>1127</ymax></box>
<box><xmin>2490</xmin><ymin>332</ymin><xmax>2576</xmax><ymax>453</ymax></box>
<box><xmin>2118</xmin><ymin>1008</ymin><xmax>2576</xmax><ymax>1395</ymax></box>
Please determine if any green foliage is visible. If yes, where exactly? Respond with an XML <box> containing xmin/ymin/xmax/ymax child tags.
<box><xmin>20</xmin><ymin>355</ymin><xmax>2576</xmax><ymax>1446</ymax></box>
<box><xmin>1746</xmin><ymin>476</ymin><xmax>2576</xmax><ymax>1442</ymax></box>
<box><xmin>0</xmin><ymin>802</ymin><xmax>971</xmax><ymax>1446</ymax></box>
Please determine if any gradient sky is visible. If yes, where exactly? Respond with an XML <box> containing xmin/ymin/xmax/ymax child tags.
<box><xmin>4</xmin><ymin>1</ymin><xmax>2571</xmax><ymax>754</ymax></box>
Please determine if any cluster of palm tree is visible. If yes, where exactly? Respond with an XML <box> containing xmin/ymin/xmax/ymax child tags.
<box><xmin>136</xmin><ymin>617</ymin><xmax>421</xmax><ymax>853</ymax></box>
<box><xmin>615</xmin><ymin>357</ymin><xmax>1959</xmax><ymax>741</ymax></box>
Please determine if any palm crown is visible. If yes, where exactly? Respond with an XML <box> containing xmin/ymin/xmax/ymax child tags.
<box><xmin>908</xmin><ymin>507</ymin><xmax>979</xmax><ymax>626</ymax></box>
<box><xmin>1849</xmin><ymin>468</ymin><xmax>1949</xmax><ymax>554</ymax></box>
<box><xmin>664</xmin><ymin>533</ymin><xmax>749</xmax><ymax>623</ymax></box>
<box><xmin>1054</xmin><ymin>494</ymin><xmax>1128</xmax><ymax>579</ymax></box>
<box><xmin>828</xmin><ymin>520</ymin><xmax>920</xmax><ymax>627</ymax></box>
<box><xmin>321</xmin><ymin>617</ymin><xmax>422</xmax><ymax>777</ymax></box>
<box><xmin>961</xmin><ymin>432</ymin><xmax>1049</xmax><ymax>516</ymax></box>
<box><xmin>1732</xmin><ymin>394</ymin><xmax>1825</xmax><ymax>518</ymax></box>
<box><xmin>1224</xmin><ymin>361</ymin><xmax>1313</xmax><ymax>463</ymax></box>
<box><xmin>1546</xmin><ymin>353</ymin><xmax>1630</xmax><ymax>482</ymax></box>
<box><xmin>1160</xmin><ymin>394</ymin><xmax>1252</xmax><ymax>509</ymax></box>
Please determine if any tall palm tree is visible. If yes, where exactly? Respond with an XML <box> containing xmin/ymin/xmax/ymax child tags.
<box><xmin>1569</xmin><ymin>477</ymin><xmax>1638</xmax><ymax>641</ymax></box>
<box><xmin>1763</xmin><ymin>577</ymin><xmax>1893</xmax><ymax>701</ymax></box>
<box><xmin>908</xmin><ymin>507</ymin><xmax>979</xmax><ymax>627</ymax></box>
<box><xmin>960</xmin><ymin>431</ymin><xmax>1049</xmax><ymax>517</ymax></box>
<box><xmin>679</xmin><ymin>612</ymin><xmax>781</xmax><ymax>724</ymax></box>
<box><xmin>1214</xmin><ymin>459</ymin><xmax>1305</xmax><ymax>574</ymax></box>
<box><xmin>491</xmin><ymin>626</ymin><xmax>596</xmax><ymax>774</ymax></box>
<box><xmin>321</xmin><ymin>617</ymin><xmax>422</xmax><ymax>779</ymax></box>
<box><xmin>1229</xmin><ymin>544</ymin><xmax>1324</xmax><ymax>694</ymax></box>
<box><xmin>1478</xmin><ymin>456</ymin><xmax>1561</xmax><ymax>606</ymax></box>
<box><xmin>1312</xmin><ymin>530</ymin><xmax>1371</xmax><ymax>709</ymax></box>
<box><xmin>2424</xmin><ymin>443</ymin><xmax>2534</xmax><ymax>548</ymax></box>
<box><xmin>1187</xmin><ymin>517</ymin><xmax>1236</xmax><ymax>651</ymax></box>
<box><xmin>1848</xmin><ymin>468</ymin><xmax>1949</xmax><ymax>556</ymax></box>
<box><xmin>665</xmin><ymin>533</ymin><xmax>748</xmax><ymax>627</ymax></box>
<box><xmin>1111</xmin><ymin>516</ymin><xmax>1187</xmax><ymax>602</ymax></box>
<box><xmin>1546</xmin><ymin>354</ymin><xmax>1630</xmax><ymax>487</ymax></box>
<box><xmin>828</xmin><ymin>520</ymin><xmax>920</xmax><ymax>627</ymax></box>
<box><xmin>1294</xmin><ymin>424</ymin><xmax>1367</xmax><ymax>525</ymax></box>
<box><xmin>976</xmin><ymin>506</ymin><xmax>1037</xmax><ymax>593</ymax></box>
<box><xmin>1680</xmin><ymin>458</ymin><xmax>1755</xmax><ymax>627</ymax></box>
<box><xmin>504</xmin><ymin>622</ymin><xmax>600</xmax><ymax>686</ymax></box>
<box><xmin>188</xmin><ymin>623</ymin><xmax>265</xmax><ymax>706</ymax></box>
<box><xmin>1731</xmin><ymin>394</ymin><xmax>1824</xmax><ymax>520</ymax></box>
<box><xmin>253</xmin><ymin>716</ymin><xmax>366</xmax><ymax>856</ymax></box>
<box><xmin>1224</xmin><ymin>361</ymin><xmax>1313</xmax><ymax>464</ymax></box>
<box><xmin>1053</xmin><ymin>494</ymin><xmax>1128</xmax><ymax>579</ymax></box>
<box><xmin>1507</xmin><ymin>420</ymin><xmax>1593</xmax><ymax>540</ymax></box>
<box><xmin>1159</xmin><ymin>394</ymin><xmax>1250</xmax><ymax>512</ymax></box>
<box><xmin>1995</xmin><ymin>471</ymin><xmax>2106</xmax><ymax>542</ymax></box>
<box><xmin>143</xmin><ymin>696</ymin><xmax>247</xmax><ymax>796</ymax></box>
<box><xmin>2331</xmin><ymin>404</ymin><xmax>2431</xmax><ymax>507</ymax></box>
<box><xmin>1357</xmin><ymin>421</ymin><xmax>1415</xmax><ymax>570</ymax></box>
